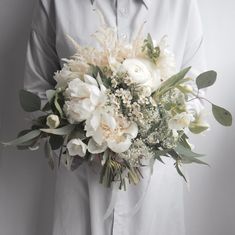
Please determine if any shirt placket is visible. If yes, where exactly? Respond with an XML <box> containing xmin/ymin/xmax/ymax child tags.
<box><xmin>116</xmin><ymin>0</ymin><xmax>130</xmax><ymax>41</ymax></box>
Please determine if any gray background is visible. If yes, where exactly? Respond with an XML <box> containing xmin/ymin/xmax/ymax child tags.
<box><xmin>0</xmin><ymin>0</ymin><xmax>234</xmax><ymax>235</ymax></box>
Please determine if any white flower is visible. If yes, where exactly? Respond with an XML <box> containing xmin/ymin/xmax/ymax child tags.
<box><xmin>169</xmin><ymin>112</ymin><xmax>194</xmax><ymax>130</ymax></box>
<box><xmin>67</xmin><ymin>138</ymin><xmax>87</xmax><ymax>157</ymax></box>
<box><xmin>46</xmin><ymin>114</ymin><xmax>60</xmax><ymax>129</ymax></box>
<box><xmin>85</xmin><ymin>111</ymin><xmax>138</xmax><ymax>154</ymax></box>
<box><xmin>64</xmin><ymin>75</ymin><xmax>106</xmax><ymax>123</ymax></box>
<box><xmin>122</xmin><ymin>58</ymin><xmax>161</xmax><ymax>92</ymax></box>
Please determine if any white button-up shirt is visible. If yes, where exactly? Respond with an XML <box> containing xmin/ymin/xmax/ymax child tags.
<box><xmin>24</xmin><ymin>0</ymin><xmax>206</xmax><ymax>234</ymax></box>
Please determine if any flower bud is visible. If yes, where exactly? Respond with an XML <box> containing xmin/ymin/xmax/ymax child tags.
<box><xmin>46</xmin><ymin>114</ymin><xmax>60</xmax><ymax>129</ymax></box>
<box><xmin>67</xmin><ymin>138</ymin><xmax>87</xmax><ymax>157</ymax></box>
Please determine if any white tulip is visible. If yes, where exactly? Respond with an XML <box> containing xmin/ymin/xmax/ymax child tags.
<box><xmin>169</xmin><ymin>112</ymin><xmax>194</xmax><ymax>130</ymax></box>
<box><xmin>67</xmin><ymin>138</ymin><xmax>87</xmax><ymax>157</ymax></box>
<box><xmin>46</xmin><ymin>114</ymin><xmax>60</xmax><ymax>129</ymax></box>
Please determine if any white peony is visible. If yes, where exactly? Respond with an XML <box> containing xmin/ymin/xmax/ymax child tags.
<box><xmin>85</xmin><ymin>111</ymin><xmax>138</xmax><ymax>154</ymax></box>
<box><xmin>64</xmin><ymin>75</ymin><xmax>106</xmax><ymax>124</ymax></box>
<box><xmin>169</xmin><ymin>112</ymin><xmax>194</xmax><ymax>131</ymax></box>
<box><xmin>67</xmin><ymin>138</ymin><xmax>87</xmax><ymax>157</ymax></box>
<box><xmin>122</xmin><ymin>58</ymin><xmax>161</xmax><ymax>92</ymax></box>
<box><xmin>46</xmin><ymin>114</ymin><xmax>60</xmax><ymax>129</ymax></box>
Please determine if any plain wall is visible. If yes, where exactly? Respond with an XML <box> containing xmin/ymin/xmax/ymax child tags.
<box><xmin>0</xmin><ymin>0</ymin><xmax>234</xmax><ymax>235</ymax></box>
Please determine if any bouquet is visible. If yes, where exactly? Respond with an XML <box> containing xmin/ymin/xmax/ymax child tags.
<box><xmin>2</xmin><ymin>24</ymin><xmax>232</xmax><ymax>190</ymax></box>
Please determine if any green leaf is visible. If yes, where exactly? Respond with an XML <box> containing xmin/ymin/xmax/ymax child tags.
<box><xmin>16</xmin><ymin>130</ymin><xmax>41</xmax><ymax>150</ymax></box>
<box><xmin>179</xmin><ymin>134</ymin><xmax>191</xmax><ymax>149</ymax></box>
<box><xmin>49</xmin><ymin>135</ymin><xmax>64</xmax><ymax>150</ymax></box>
<box><xmin>179</xmin><ymin>154</ymin><xmax>209</xmax><ymax>165</ymax></box>
<box><xmin>174</xmin><ymin>145</ymin><xmax>208</xmax><ymax>165</ymax></box>
<box><xmin>54</xmin><ymin>93</ymin><xmax>63</xmax><ymax>117</ymax></box>
<box><xmin>46</xmin><ymin>90</ymin><xmax>56</xmax><ymax>102</ymax></box>
<box><xmin>19</xmin><ymin>89</ymin><xmax>41</xmax><ymax>112</ymax></box>
<box><xmin>1</xmin><ymin>130</ymin><xmax>41</xmax><ymax>146</ymax></box>
<box><xmin>189</xmin><ymin>125</ymin><xmax>209</xmax><ymax>134</ymax></box>
<box><xmin>41</xmin><ymin>102</ymin><xmax>51</xmax><ymax>112</ymax></box>
<box><xmin>212</xmin><ymin>104</ymin><xmax>232</xmax><ymax>126</ymax></box>
<box><xmin>40</xmin><ymin>125</ymin><xmax>74</xmax><ymax>135</ymax></box>
<box><xmin>142</xmin><ymin>34</ymin><xmax>161</xmax><ymax>63</ymax></box>
<box><xmin>175</xmin><ymin>144</ymin><xmax>204</xmax><ymax>158</ymax></box>
<box><xmin>196</xmin><ymin>70</ymin><xmax>217</xmax><ymax>89</ymax></box>
<box><xmin>175</xmin><ymin>161</ymin><xmax>187</xmax><ymax>182</ymax></box>
<box><xmin>155</xmin><ymin>67</ymin><xmax>191</xmax><ymax>99</ymax></box>
<box><xmin>44</xmin><ymin>139</ymin><xmax>55</xmax><ymax>170</ymax></box>
<box><xmin>153</xmin><ymin>149</ymin><xmax>171</xmax><ymax>163</ymax></box>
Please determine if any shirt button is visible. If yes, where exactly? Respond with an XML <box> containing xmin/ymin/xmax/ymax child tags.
<box><xmin>119</xmin><ymin>7</ymin><xmax>127</xmax><ymax>16</ymax></box>
<box><xmin>120</xmin><ymin>33</ymin><xmax>127</xmax><ymax>39</ymax></box>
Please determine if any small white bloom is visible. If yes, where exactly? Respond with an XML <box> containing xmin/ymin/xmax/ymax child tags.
<box><xmin>122</xmin><ymin>58</ymin><xmax>161</xmax><ymax>92</ymax></box>
<box><xmin>46</xmin><ymin>114</ymin><xmax>60</xmax><ymax>129</ymax></box>
<box><xmin>67</xmin><ymin>138</ymin><xmax>87</xmax><ymax>157</ymax></box>
<box><xmin>169</xmin><ymin>112</ymin><xmax>194</xmax><ymax>130</ymax></box>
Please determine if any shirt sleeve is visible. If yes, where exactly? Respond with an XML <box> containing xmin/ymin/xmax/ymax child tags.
<box><xmin>181</xmin><ymin>0</ymin><xmax>207</xmax><ymax>113</ymax></box>
<box><xmin>23</xmin><ymin>0</ymin><xmax>61</xmax><ymax>103</ymax></box>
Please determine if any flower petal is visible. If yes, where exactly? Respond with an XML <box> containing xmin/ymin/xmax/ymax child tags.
<box><xmin>88</xmin><ymin>138</ymin><xmax>107</xmax><ymax>154</ymax></box>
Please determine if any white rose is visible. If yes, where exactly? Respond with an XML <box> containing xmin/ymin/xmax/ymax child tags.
<box><xmin>169</xmin><ymin>112</ymin><xmax>194</xmax><ymax>130</ymax></box>
<box><xmin>46</xmin><ymin>114</ymin><xmax>60</xmax><ymax>129</ymax></box>
<box><xmin>67</xmin><ymin>138</ymin><xmax>87</xmax><ymax>157</ymax></box>
<box><xmin>64</xmin><ymin>75</ymin><xmax>106</xmax><ymax>123</ymax></box>
<box><xmin>122</xmin><ymin>58</ymin><xmax>161</xmax><ymax>92</ymax></box>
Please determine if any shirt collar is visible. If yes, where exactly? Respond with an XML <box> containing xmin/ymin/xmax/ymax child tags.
<box><xmin>90</xmin><ymin>0</ymin><xmax>149</xmax><ymax>9</ymax></box>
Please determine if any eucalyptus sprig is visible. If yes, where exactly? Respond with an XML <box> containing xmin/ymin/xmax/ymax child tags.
<box><xmin>142</xmin><ymin>33</ymin><xmax>161</xmax><ymax>64</ymax></box>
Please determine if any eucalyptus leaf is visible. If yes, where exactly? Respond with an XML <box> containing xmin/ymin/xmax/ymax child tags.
<box><xmin>179</xmin><ymin>134</ymin><xmax>191</xmax><ymax>149</ymax></box>
<box><xmin>175</xmin><ymin>162</ymin><xmax>187</xmax><ymax>182</ymax></box>
<box><xmin>155</xmin><ymin>67</ymin><xmax>191</xmax><ymax>98</ymax></box>
<box><xmin>40</xmin><ymin>125</ymin><xmax>74</xmax><ymax>135</ymax></box>
<box><xmin>175</xmin><ymin>144</ymin><xmax>204</xmax><ymax>158</ymax></box>
<box><xmin>54</xmin><ymin>93</ymin><xmax>63</xmax><ymax>117</ymax></box>
<box><xmin>179</xmin><ymin>154</ymin><xmax>209</xmax><ymax>165</ymax></box>
<box><xmin>2</xmin><ymin>130</ymin><xmax>41</xmax><ymax>146</ymax></box>
<box><xmin>19</xmin><ymin>89</ymin><xmax>41</xmax><ymax>112</ymax></box>
<box><xmin>212</xmin><ymin>104</ymin><xmax>232</xmax><ymax>126</ymax></box>
<box><xmin>196</xmin><ymin>70</ymin><xmax>217</xmax><ymax>89</ymax></box>
<box><xmin>189</xmin><ymin>125</ymin><xmax>209</xmax><ymax>134</ymax></box>
<box><xmin>16</xmin><ymin>130</ymin><xmax>41</xmax><ymax>150</ymax></box>
<box><xmin>160</xmin><ymin>67</ymin><xmax>191</xmax><ymax>90</ymax></box>
<box><xmin>41</xmin><ymin>102</ymin><xmax>51</xmax><ymax>112</ymax></box>
<box><xmin>46</xmin><ymin>90</ymin><xmax>56</xmax><ymax>102</ymax></box>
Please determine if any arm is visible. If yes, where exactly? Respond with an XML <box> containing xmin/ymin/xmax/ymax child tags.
<box><xmin>23</xmin><ymin>0</ymin><xmax>61</xmax><ymax>104</ymax></box>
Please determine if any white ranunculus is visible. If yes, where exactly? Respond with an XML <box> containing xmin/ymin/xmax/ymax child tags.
<box><xmin>85</xmin><ymin>111</ymin><xmax>138</xmax><ymax>154</ymax></box>
<box><xmin>64</xmin><ymin>75</ymin><xmax>106</xmax><ymax>124</ymax></box>
<box><xmin>122</xmin><ymin>58</ymin><xmax>161</xmax><ymax>92</ymax></box>
<box><xmin>169</xmin><ymin>112</ymin><xmax>194</xmax><ymax>130</ymax></box>
<box><xmin>46</xmin><ymin>114</ymin><xmax>60</xmax><ymax>129</ymax></box>
<box><xmin>67</xmin><ymin>138</ymin><xmax>87</xmax><ymax>157</ymax></box>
